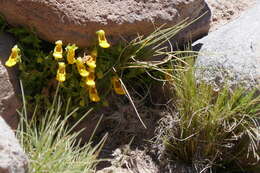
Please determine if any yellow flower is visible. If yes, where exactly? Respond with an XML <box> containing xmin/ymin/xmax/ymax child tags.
<box><xmin>83</xmin><ymin>48</ymin><xmax>98</xmax><ymax>69</ymax></box>
<box><xmin>53</xmin><ymin>40</ymin><xmax>63</xmax><ymax>60</ymax></box>
<box><xmin>85</xmin><ymin>71</ymin><xmax>95</xmax><ymax>87</ymax></box>
<box><xmin>76</xmin><ymin>57</ymin><xmax>89</xmax><ymax>77</ymax></box>
<box><xmin>111</xmin><ymin>76</ymin><xmax>125</xmax><ymax>95</ymax></box>
<box><xmin>5</xmin><ymin>45</ymin><xmax>21</xmax><ymax>67</ymax></box>
<box><xmin>88</xmin><ymin>87</ymin><xmax>100</xmax><ymax>102</ymax></box>
<box><xmin>96</xmin><ymin>30</ymin><xmax>110</xmax><ymax>48</ymax></box>
<box><xmin>56</xmin><ymin>62</ymin><xmax>66</xmax><ymax>82</ymax></box>
<box><xmin>84</xmin><ymin>55</ymin><xmax>96</xmax><ymax>69</ymax></box>
<box><xmin>66</xmin><ymin>44</ymin><xmax>78</xmax><ymax>64</ymax></box>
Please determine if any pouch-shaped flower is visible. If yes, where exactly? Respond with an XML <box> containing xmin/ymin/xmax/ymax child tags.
<box><xmin>76</xmin><ymin>57</ymin><xmax>89</xmax><ymax>77</ymax></box>
<box><xmin>86</xmin><ymin>71</ymin><xmax>96</xmax><ymax>87</ymax></box>
<box><xmin>111</xmin><ymin>76</ymin><xmax>125</xmax><ymax>95</ymax></box>
<box><xmin>96</xmin><ymin>30</ymin><xmax>110</xmax><ymax>48</ymax></box>
<box><xmin>88</xmin><ymin>87</ymin><xmax>100</xmax><ymax>102</ymax></box>
<box><xmin>5</xmin><ymin>45</ymin><xmax>21</xmax><ymax>67</ymax></box>
<box><xmin>56</xmin><ymin>62</ymin><xmax>66</xmax><ymax>82</ymax></box>
<box><xmin>53</xmin><ymin>40</ymin><xmax>63</xmax><ymax>60</ymax></box>
<box><xmin>66</xmin><ymin>44</ymin><xmax>78</xmax><ymax>64</ymax></box>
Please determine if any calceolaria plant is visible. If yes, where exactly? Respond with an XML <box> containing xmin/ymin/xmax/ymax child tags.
<box><xmin>3</xmin><ymin>15</ymin><xmax>191</xmax><ymax>117</ymax></box>
<box><xmin>5</xmin><ymin>29</ymin><xmax>126</xmax><ymax>108</ymax></box>
<box><xmin>49</xmin><ymin>30</ymin><xmax>124</xmax><ymax>103</ymax></box>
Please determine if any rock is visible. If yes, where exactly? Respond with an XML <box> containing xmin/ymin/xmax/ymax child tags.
<box><xmin>193</xmin><ymin>2</ymin><xmax>260</xmax><ymax>89</ymax></box>
<box><xmin>96</xmin><ymin>167</ymin><xmax>130</xmax><ymax>173</ymax></box>
<box><xmin>205</xmin><ymin>0</ymin><xmax>256</xmax><ymax>31</ymax></box>
<box><xmin>0</xmin><ymin>0</ymin><xmax>210</xmax><ymax>47</ymax></box>
<box><xmin>0</xmin><ymin>116</ymin><xmax>28</xmax><ymax>173</ymax></box>
<box><xmin>0</xmin><ymin>33</ymin><xmax>20</xmax><ymax>129</ymax></box>
<box><xmin>97</xmin><ymin>146</ymin><xmax>159</xmax><ymax>173</ymax></box>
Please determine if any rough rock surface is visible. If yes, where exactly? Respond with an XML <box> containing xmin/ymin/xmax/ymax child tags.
<box><xmin>193</xmin><ymin>2</ymin><xmax>260</xmax><ymax>89</ymax></box>
<box><xmin>0</xmin><ymin>116</ymin><xmax>28</xmax><ymax>173</ymax></box>
<box><xmin>0</xmin><ymin>33</ymin><xmax>20</xmax><ymax>129</ymax></box>
<box><xmin>0</xmin><ymin>0</ymin><xmax>210</xmax><ymax>47</ymax></box>
<box><xmin>205</xmin><ymin>0</ymin><xmax>256</xmax><ymax>31</ymax></box>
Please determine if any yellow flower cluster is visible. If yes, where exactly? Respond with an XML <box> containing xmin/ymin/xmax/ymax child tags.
<box><xmin>53</xmin><ymin>29</ymin><xmax>124</xmax><ymax>103</ymax></box>
<box><xmin>53</xmin><ymin>39</ymin><xmax>101</xmax><ymax>102</ymax></box>
<box><xmin>5</xmin><ymin>29</ymin><xmax>125</xmax><ymax>104</ymax></box>
<box><xmin>80</xmin><ymin>49</ymin><xmax>99</xmax><ymax>102</ymax></box>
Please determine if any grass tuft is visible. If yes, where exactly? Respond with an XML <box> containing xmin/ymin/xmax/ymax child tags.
<box><xmin>155</xmin><ymin>59</ymin><xmax>260</xmax><ymax>172</ymax></box>
<box><xmin>16</xmin><ymin>81</ymin><xmax>106</xmax><ymax>173</ymax></box>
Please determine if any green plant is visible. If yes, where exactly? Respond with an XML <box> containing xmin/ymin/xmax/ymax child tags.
<box><xmin>155</xmin><ymin>59</ymin><xmax>260</xmax><ymax>172</ymax></box>
<box><xmin>1</xmin><ymin>15</ymin><xmax>192</xmax><ymax>120</ymax></box>
<box><xmin>16</xmin><ymin>81</ymin><xmax>106</xmax><ymax>173</ymax></box>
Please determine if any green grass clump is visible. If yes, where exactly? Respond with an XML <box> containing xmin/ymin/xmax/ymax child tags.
<box><xmin>156</xmin><ymin>59</ymin><xmax>260</xmax><ymax>172</ymax></box>
<box><xmin>16</xmin><ymin>83</ymin><xmax>106</xmax><ymax>173</ymax></box>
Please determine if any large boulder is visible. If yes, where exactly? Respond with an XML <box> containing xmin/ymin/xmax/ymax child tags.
<box><xmin>0</xmin><ymin>116</ymin><xmax>28</xmax><ymax>173</ymax></box>
<box><xmin>205</xmin><ymin>0</ymin><xmax>256</xmax><ymax>31</ymax></box>
<box><xmin>0</xmin><ymin>0</ymin><xmax>210</xmax><ymax>47</ymax></box>
<box><xmin>193</xmin><ymin>2</ymin><xmax>260</xmax><ymax>89</ymax></box>
<box><xmin>0</xmin><ymin>33</ymin><xmax>20</xmax><ymax>129</ymax></box>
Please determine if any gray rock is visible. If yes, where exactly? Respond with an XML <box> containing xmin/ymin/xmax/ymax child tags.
<box><xmin>0</xmin><ymin>33</ymin><xmax>20</xmax><ymax>129</ymax></box>
<box><xmin>0</xmin><ymin>116</ymin><xmax>28</xmax><ymax>173</ymax></box>
<box><xmin>193</xmin><ymin>2</ymin><xmax>260</xmax><ymax>89</ymax></box>
<box><xmin>0</xmin><ymin>0</ymin><xmax>210</xmax><ymax>47</ymax></box>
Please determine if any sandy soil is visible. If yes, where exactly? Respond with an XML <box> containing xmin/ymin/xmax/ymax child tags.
<box><xmin>206</xmin><ymin>0</ymin><xmax>257</xmax><ymax>31</ymax></box>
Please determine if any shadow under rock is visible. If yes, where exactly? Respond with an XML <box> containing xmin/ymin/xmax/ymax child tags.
<box><xmin>0</xmin><ymin>33</ymin><xmax>21</xmax><ymax>129</ymax></box>
<box><xmin>170</xmin><ymin>2</ymin><xmax>211</xmax><ymax>49</ymax></box>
